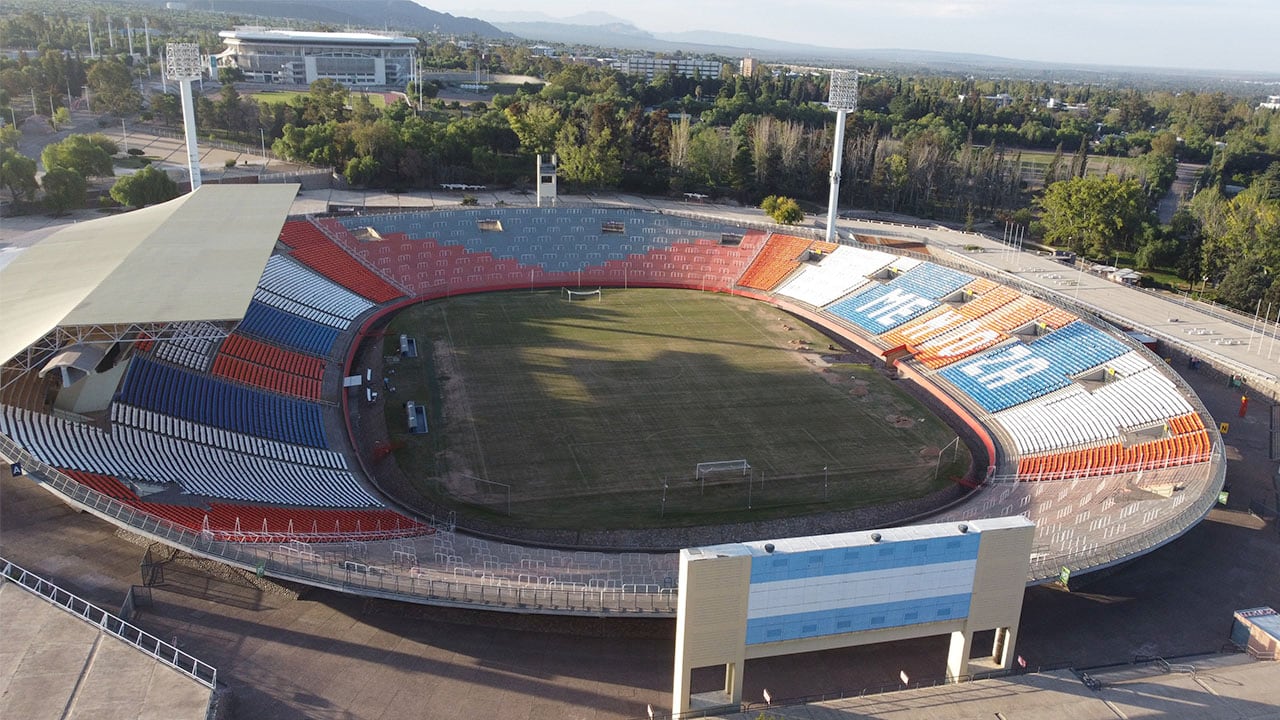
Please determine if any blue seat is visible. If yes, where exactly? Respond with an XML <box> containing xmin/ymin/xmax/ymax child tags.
<box><xmin>939</xmin><ymin>322</ymin><xmax>1129</xmax><ymax>413</ymax></box>
<box><xmin>828</xmin><ymin>284</ymin><xmax>939</xmax><ymax>333</ymax></box>
<box><xmin>342</xmin><ymin>209</ymin><xmax>745</xmax><ymax>276</ymax></box>
<box><xmin>891</xmin><ymin>263</ymin><xmax>974</xmax><ymax>299</ymax></box>
<box><xmin>121</xmin><ymin>357</ymin><xmax>329</xmax><ymax>449</ymax></box>
<box><xmin>238</xmin><ymin>302</ymin><xmax>339</xmax><ymax>356</ymax></box>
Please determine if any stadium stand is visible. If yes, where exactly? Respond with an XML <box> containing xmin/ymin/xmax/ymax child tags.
<box><xmin>57</xmin><ymin>469</ymin><xmax>427</xmax><ymax>541</ymax></box>
<box><xmin>217</xmin><ymin>334</ymin><xmax>324</xmax><ymax>380</ymax></box>
<box><xmin>110</xmin><ymin>404</ymin><xmax>343</xmax><ymax>468</ymax></box>
<box><xmin>737</xmin><ymin>234</ymin><xmax>816</xmax><ymax>291</ymax></box>
<box><xmin>236</xmin><ymin>301</ymin><xmax>340</xmax><ymax>357</ymax></box>
<box><xmin>210</xmin><ymin>354</ymin><xmax>321</xmax><ymax>400</ymax></box>
<box><xmin>0</xmin><ymin>200</ymin><xmax>1225</xmax><ymax>611</ymax></box>
<box><xmin>938</xmin><ymin>321</ymin><xmax>1130</xmax><ymax>413</ymax></box>
<box><xmin>774</xmin><ymin>246</ymin><xmax>896</xmax><ymax>307</ymax></box>
<box><xmin>827</xmin><ymin>262</ymin><xmax>975</xmax><ymax>334</ymax></box>
<box><xmin>993</xmin><ymin>352</ymin><xmax>1197</xmax><ymax>455</ymax></box>
<box><xmin>880</xmin><ymin>285</ymin><xmax>1022</xmax><ymax>349</ymax></box>
<box><xmin>117</xmin><ymin>356</ymin><xmax>328</xmax><ymax>448</ymax></box>
<box><xmin>1015</xmin><ymin>414</ymin><xmax>1210</xmax><ymax>479</ymax></box>
<box><xmin>0</xmin><ymin>405</ymin><xmax>375</xmax><ymax>506</ymax></box>
<box><xmin>889</xmin><ymin>263</ymin><xmax>975</xmax><ymax>299</ymax></box>
<box><xmin>912</xmin><ymin>296</ymin><xmax>1076</xmax><ymax>369</ymax></box>
<box><xmin>277</xmin><ymin>220</ymin><xmax>404</xmax><ymax>303</ymax></box>
<box><xmin>255</xmin><ymin>255</ymin><xmax>375</xmax><ymax>325</ymax></box>
<box><xmin>315</xmin><ymin>211</ymin><xmax>770</xmax><ymax>296</ymax></box>
<box><xmin>149</xmin><ymin>321</ymin><xmax>223</xmax><ymax>372</ymax></box>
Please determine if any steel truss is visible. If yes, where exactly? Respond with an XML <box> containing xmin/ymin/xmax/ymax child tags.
<box><xmin>1</xmin><ymin>320</ymin><xmax>236</xmax><ymax>391</ymax></box>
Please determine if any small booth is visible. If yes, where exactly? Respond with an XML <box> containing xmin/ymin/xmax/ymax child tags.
<box><xmin>1231</xmin><ymin>607</ymin><xmax>1280</xmax><ymax>660</ymax></box>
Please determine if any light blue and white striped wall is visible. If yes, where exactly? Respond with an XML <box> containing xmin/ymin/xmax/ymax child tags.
<box><xmin>744</xmin><ymin>529</ymin><xmax>981</xmax><ymax>644</ymax></box>
<box><xmin>672</xmin><ymin>516</ymin><xmax>1035</xmax><ymax>715</ymax></box>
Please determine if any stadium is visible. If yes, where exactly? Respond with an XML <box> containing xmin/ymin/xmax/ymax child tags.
<box><xmin>0</xmin><ymin>184</ymin><xmax>1233</xmax><ymax>711</ymax></box>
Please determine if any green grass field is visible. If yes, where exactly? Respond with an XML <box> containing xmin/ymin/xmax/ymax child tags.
<box><xmin>381</xmin><ymin>289</ymin><xmax>968</xmax><ymax>529</ymax></box>
<box><xmin>1016</xmin><ymin>149</ymin><xmax>1143</xmax><ymax>180</ymax></box>
<box><xmin>249</xmin><ymin>89</ymin><xmax>388</xmax><ymax>108</ymax></box>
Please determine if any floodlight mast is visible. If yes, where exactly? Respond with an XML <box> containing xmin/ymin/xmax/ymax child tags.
<box><xmin>165</xmin><ymin>43</ymin><xmax>203</xmax><ymax>191</ymax></box>
<box><xmin>825</xmin><ymin>70</ymin><xmax>859</xmax><ymax>243</ymax></box>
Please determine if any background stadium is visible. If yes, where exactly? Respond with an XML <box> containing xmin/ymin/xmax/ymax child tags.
<box><xmin>0</xmin><ymin>186</ymin><xmax>1239</xmax><ymax>715</ymax></box>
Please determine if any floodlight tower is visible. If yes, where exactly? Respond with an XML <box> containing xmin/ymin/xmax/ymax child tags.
<box><xmin>824</xmin><ymin>69</ymin><xmax>859</xmax><ymax>243</ymax></box>
<box><xmin>166</xmin><ymin>42</ymin><xmax>203</xmax><ymax>191</ymax></box>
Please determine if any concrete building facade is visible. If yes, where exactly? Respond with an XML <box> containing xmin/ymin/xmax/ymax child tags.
<box><xmin>215</xmin><ymin>29</ymin><xmax>417</xmax><ymax>87</ymax></box>
<box><xmin>673</xmin><ymin>516</ymin><xmax>1035</xmax><ymax>715</ymax></box>
<box><xmin>611</xmin><ymin>55</ymin><xmax>724</xmax><ymax>81</ymax></box>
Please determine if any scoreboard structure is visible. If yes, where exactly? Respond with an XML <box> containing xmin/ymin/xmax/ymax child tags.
<box><xmin>672</xmin><ymin>516</ymin><xmax>1035</xmax><ymax>714</ymax></box>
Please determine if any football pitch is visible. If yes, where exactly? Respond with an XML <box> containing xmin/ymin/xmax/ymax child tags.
<box><xmin>382</xmin><ymin>289</ymin><xmax>969</xmax><ymax>529</ymax></box>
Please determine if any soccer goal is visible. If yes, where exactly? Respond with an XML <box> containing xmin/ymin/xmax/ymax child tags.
<box><xmin>562</xmin><ymin>287</ymin><xmax>602</xmax><ymax>302</ymax></box>
<box><xmin>696</xmin><ymin>459</ymin><xmax>751</xmax><ymax>480</ymax></box>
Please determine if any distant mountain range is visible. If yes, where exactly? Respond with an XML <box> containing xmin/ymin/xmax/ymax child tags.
<box><xmin>484</xmin><ymin>12</ymin><xmax>1275</xmax><ymax>84</ymax></box>
<box><xmin>491</xmin><ymin>17</ymin><xmax>1064</xmax><ymax>71</ymax></box>
<box><xmin>109</xmin><ymin>1</ymin><xmax>1273</xmax><ymax>84</ymax></box>
<box><xmin>127</xmin><ymin>0</ymin><xmax>509</xmax><ymax>38</ymax></box>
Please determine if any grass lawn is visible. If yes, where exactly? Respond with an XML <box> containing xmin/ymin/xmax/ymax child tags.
<box><xmin>1016</xmin><ymin>148</ymin><xmax>1143</xmax><ymax>178</ymax></box>
<box><xmin>113</xmin><ymin>155</ymin><xmax>155</xmax><ymax>169</ymax></box>
<box><xmin>250</xmin><ymin>89</ymin><xmax>387</xmax><ymax>108</ymax></box>
<box><xmin>380</xmin><ymin>289</ymin><xmax>967</xmax><ymax>529</ymax></box>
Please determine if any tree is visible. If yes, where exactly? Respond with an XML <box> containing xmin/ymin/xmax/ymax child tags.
<box><xmin>87</xmin><ymin>58</ymin><xmax>141</xmax><ymax>116</ymax></box>
<box><xmin>555</xmin><ymin>123</ymin><xmax>622</xmax><ymax>188</ymax></box>
<box><xmin>1215</xmin><ymin>256</ymin><xmax>1272</xmax><ymax>309</ymax></box>
<box><xmin>0</xmin><ymin>125</ymin><xmax>20</xmax><ymax>151</ymax></box>
<box><xmin>342</xmin><ymin>155</ymin><xmax>380</xmax><ymax>186</ymax></box>
<box><xmin>1035</xmin><ymin>175</ymin><xmax>1150</xmax><ymax>256</ymax></box>
<box><xmin>1192</xmin><ymin>181</ymin><xmax>1280</xmax><ymax>286</ymax></box>
<box><xmin>760</xmin><ymin>195</ymin><xmax>804</xmax><ymax>224</ymax></box>
<box><xmin>686</xmin><ymin>125</ymin><xmax>734</xmax><ymax>187</ymax></box>
<box><xmin>109</xmin><ymin>165</ymin><xmax>179</xmax><ymax>208</ymax></box>
<box><xmin>150</xmin><ymin>93</ymin><xmax>181</xmax><ymax>125</ymax></box>
<box><xmin>42</xmin><ymin>134</ymin><xmax>114</xmax><ymax>177</ymax></box>
<box><xmin>1142</xmin><ymin>152</ymin><xmax>1178</xmax><ymax>197</ymax></box>
<box><xmin>217</xmin><ymin>66</ymin><xmax>245</xmax><ymax>84</ymax></box>
<box><xmin>41</xmin><ymin>167</ymin><xmax>85</xmax><ymax>214</ymax></box>
<box><xmin>302</xmin><ymin>78</ymin><xmax>348</xmax><ymax>124</ymax></box>
<box><xmin>0</xmin><ymin>147</ymin><xmax>38</xmax><ymax>200</ymax></box>
<box><xmin>504</xmin><ymin>102</ymin><xmax>562</xmax><ymax>156</ymax></box>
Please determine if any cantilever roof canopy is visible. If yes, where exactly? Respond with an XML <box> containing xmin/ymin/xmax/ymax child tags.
<box><xmin>0</xmin><ymin>184</ymin><xmax>300</xmax><ymax>367</ymax></box>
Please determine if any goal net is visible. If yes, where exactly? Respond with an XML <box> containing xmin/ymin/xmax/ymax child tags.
<box><xmin>696</xmin><ymin>459</ymin><xmax>751</xmax><ymax>480</ymax></box>
<box><xmin>562</xmin><ymin>287</ymin><xmax>602</xmax><ymax>302</ymax></box>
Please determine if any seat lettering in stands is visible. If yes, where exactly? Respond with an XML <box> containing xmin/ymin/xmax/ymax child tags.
<box><xmin>900</xmin><ymin>308</ymin><xmax>963</xmax><ymax>341</ymax></box>
<box><xmin>958</xmin><ymin>345</ymin><xmax>1051</xmax><ymax>389</ymax></box>
<box><xmin>932</xmin><ymin>329</ymin><xmax>1001</xmax><ymax>358</ymax></box>
<box><xmin>855</xmin><ymin>288</ymin><xmax>934</xmax><ymax>326</ymax></box>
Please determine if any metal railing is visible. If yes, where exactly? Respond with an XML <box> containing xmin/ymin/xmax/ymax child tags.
<box><xmin>1024</xmin><ymin>448</ymin><xmax>1224</xmax><ymax>582</ymax></box>
<box><xmin>0</xmin><ymin>204</ymin><xmax>1231</xmax><ymax>611</ymax></box>
<box><xmin>989</xmin><ymin>452</ymin><xmax>1216</xmax><ymax>484</ymax></box>
<box><xmin>0</xmin><ymin>432</ymin><xmax>677</xmax><ymax>616</ymax></box>
<box><xmin>0</xmin><ymin>557</ymin><xmax>217</xmax><ymax>689</ymax></box>
<box><xmin>748</xmin><ymin>217</ymin><xmax>1229</xmax><ymax>584</ymax></box>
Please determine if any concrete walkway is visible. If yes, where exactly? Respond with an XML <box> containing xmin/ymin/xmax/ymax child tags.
<box><xmin>715</xmin><ymin>654</ymin><xmax>1280</xmax><ymax>720</ymax></box>
<box><xmin>0</xmin><ymin>580</ymin><xmax>211</xmax><ymax>720</ymax></box>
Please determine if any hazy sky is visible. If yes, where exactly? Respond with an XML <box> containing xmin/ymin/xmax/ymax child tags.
<box><xmin>424</xmin><ymin>0</ymin><xmax>1280</xmax><ymax>75</ymax></box>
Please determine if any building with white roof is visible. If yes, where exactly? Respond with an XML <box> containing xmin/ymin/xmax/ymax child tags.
<box><xmin>215</xmin><ymin>28</ymin><xmax>418</xmax><ymax>87</ymax></box>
